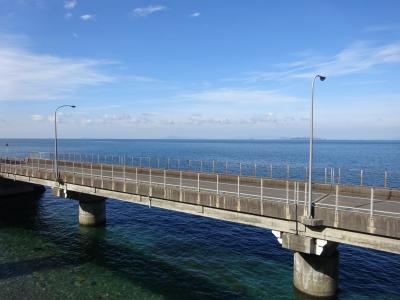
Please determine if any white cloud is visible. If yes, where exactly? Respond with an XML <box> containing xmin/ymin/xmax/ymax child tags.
<box><xmin>31</xmin><ymin>114</ymin><xmax>44</xmax><ymax>121</ymax></box>
<box><xmin>190</xmin><ymin>12</ymin><xmax>200</xmax><ymax>18</ymax></box>
<box><xmin>0</xmin><ymin>38</ymin><xmax>114</xmax><ymax>101</ymax></box>
<box><xmin>365</xmin><ymin>25</ymin><xmax>400</xmax><ymax>33</ymax></box>
<box><xmin>179</xmin><ymin>88</ymin><xmax>298</xmax><ymax>104</ymax></box>
<box><xmin>133</xmin><ymin>5</ymin><xmax>166</xmax><ymax>17</ymax></box>
<box><xmin>235</xmin><ymin>41</ymin><xmax>400</xmax><ymax>82</ymax></box>
<box><xmin>80</xmin><ymin>14</ymin><xmax>94</xmax><ymax>21</ymax></box>
<box><xmin>64</xmin><ymin>0</ymin><xmax>77</xmax><ymax>9</ymax></box>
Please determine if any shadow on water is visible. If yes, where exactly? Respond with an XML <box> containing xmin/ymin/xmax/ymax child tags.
<box><xmin>0</xmin><ymin>201</ymin><xmax>252</xmax><ymax>300</ymax></box>
<box><xmin>73</xmin><ymin>226</ymin><xmax>252</xmax><ymax>300</ymax></box>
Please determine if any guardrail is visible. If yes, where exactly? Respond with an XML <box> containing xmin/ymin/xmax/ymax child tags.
<box><xmin>3</xmin><ymin>151</ymin><xmax>399</xmax><ymax>188</ymax></box>
<box><xmin>0</xmin><ymin>155</ymin><xmax>399</xmax><ymax>220</ymax></box>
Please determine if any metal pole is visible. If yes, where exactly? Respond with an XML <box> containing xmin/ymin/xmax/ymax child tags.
<box><xmin>239</xmin><ymin>162</ymin><xmax>242</xmax><ymax>176</ymax></box>
<box><xmin>261</xmin><ymin>178</ymin><xmax>263</xmax><ymax>202</ymax></box>
<box><xmin>370</xmin><ymin>188</ymin><xmax>374</xmax><ymax>218</ymax></box>
<box><xmin>384</xmin><ymin>171</ymin><xmax>388</xmax><ymax>188</ymax></box>
<box><xmin>308</xmin><ymin>75</ymin><xmax>326</xmax><ymax>218</ymax></box>
<box><xmin>216</xmin><ymin>173</ymin><xmax>219</xmax><ymax>195</ymax></box>
<box><xmin>360</xmin><ymin>169</ymin><xmax>364</xmax><ymax>186</ymax></box>
<box><xmin>237</xmin><ymin>176</ymin><xmax>240</xmax><ymax>197</ymax></box>
<box><xmin>335</xmin><ymin>184</ymin><xmax>339</xmax><ymax>214</ymax></box>
<box><xmin>324</xmin><ymin>167</ymin><xmax>327</xmax><ymax>183</ymax></box>
<box><xmin>212</xmin><ymin>160</ymin><xmax>215</xmax><ymax>173</ymax></box>
<box><xmin>270</xmin><ymin>164</ymin><xmax>273</xmax><ymax>178</ymax></box>
<box><xmin>254</xmin><ymin>163</ymin><xmax>257</xmax><ymax>177</ymax></box>
<box><xmin>54</xmin><ymin>105</ymin><xmax>75</xmax><ymax>182</ymax></box>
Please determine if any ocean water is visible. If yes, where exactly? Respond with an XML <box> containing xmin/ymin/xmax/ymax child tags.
<box><xmin>0</xmin><ymin>139</ymin><xmax>399</xmax><ymax>300</ymax></box>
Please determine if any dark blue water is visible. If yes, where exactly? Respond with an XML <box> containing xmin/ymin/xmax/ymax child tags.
<box><xmin>0</xmin><ymin>139</ymin><xmax>399</xmax><ymax>299</ymax></box>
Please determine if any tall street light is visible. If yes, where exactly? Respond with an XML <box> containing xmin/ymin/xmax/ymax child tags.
<box><xmin>307</xmin><ymin>75</ymin><xmax>326</xmax><ymax>218</ymax></box>
<box><xmin>54</xmin><ymin>105</ymin><xmax>76</xmax><ymax>181</ymax></box>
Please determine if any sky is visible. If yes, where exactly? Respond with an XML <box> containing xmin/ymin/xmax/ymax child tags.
<box><xmin>0</xmin><ymin>0</ymin><xmax>399</xmax><ymax>139</ymax></box>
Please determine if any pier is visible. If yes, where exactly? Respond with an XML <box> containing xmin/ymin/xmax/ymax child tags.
<box><xmin>1</xmin><ymin>155</ymin><xmax>399</xmax><ymax>297</ymax></box>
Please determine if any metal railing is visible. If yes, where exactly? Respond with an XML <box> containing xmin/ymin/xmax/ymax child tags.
<box><xmin>0</xmin><ymin>154</ymin><xmax>399</xmax><ymax>220</ymax></box>
<box><xmin>13</xmin><ymin>151</ymin><xmax>398</xmax><ymax>188</ymax></box>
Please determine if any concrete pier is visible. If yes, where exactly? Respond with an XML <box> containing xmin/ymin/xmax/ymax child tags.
<box><xmin>53</xmin><ymin>189</ymin><xmax>107</xmax><ymax>226</ymax></box>
<box><xmin>79</xmin><ymin>199</ymin><xmax>106</xmax><ymax>226</ymax></box>
<box><xmin>293</xmin><ymin>251</ymin><xmax>339</xmax><ymax>297</ymax></box>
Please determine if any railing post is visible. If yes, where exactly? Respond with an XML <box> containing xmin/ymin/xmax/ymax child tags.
<box><xmin>254</xmin><ymin>163</ymin><xmax>257</xmax><ymax>177</ymax></box>
<box><xmin>197</xmin><ymin>173</ymin><xmax>200</xmax><ymax>192</ymax></box>
<box><xmin>237</xmin><ymin>175</ymin><xmax>240</xmax><ymax>198</ymax></box>
<box><xmin>216</xmin><ymin>173</ymin><xmax>219</xmax><ymax>195</ymax></box>
<box><xmin>91</xmin><ymin>162</ymin><xmax>93</xmax><ymax>187</ymax></box>
<box><xmin>101</xmin><ymin>164</ymin><xmax>104</xmax><ymax>189</ymax></box>
<box><xmin>73</xmin><ymin>160</ymin><xmax>75</xmax><ymax>184</ymax></box>
<box><xmin>200</xmin><ymin>160</ymin><xmax>203</xmax><ymax>172</ymax></box>
<box><xmin>270</xmin><ymin>164</ymin><xmax>273</xmax><ymax>178</ymax></box>
<box><xmin>136</xmin><ymin>167</ymin><xmax>138</xmax><ymax>194</ymax></box>
<box><xmin>260</xmin><ymin>178</ymin><xmax>263</xmax><ymax>211</ymax></box>
<box><xmin>324</xmin><ymin>167</ymin><xmax>327</xmax><ymax>183</ymax></box>
<box><xmin>370</xmin><ymin>187</ymin><xmax>374</xmax><ymax>218</ymax></box>
<box><xmin>212</xmin><ymin>160</ymin><xmax>215</xmax><ymax>173</ymax></box>
<box><xmin>304</xmin><ymin>182</ymin><xmax>308</xmax><ymax>210</ymax></box>
<box><xmin>157</xmin><ymin>158</ymin><xmax>160</xmax><ymax>169</ymax></box>
<box><xmin>287</xmin><ymin>165</ymin><xmax>290</xmax><ymax>179</ymax></box>
<box><xmin>179</xmin><ymin>171</ymin><xmax>183</xmax><ymax>202</ymax></box>
<box><xmin>225</xmin><ymin>161</ymin><xmax>228</xmax><ymax>174</ymax></box>
<box><xmin>178</xmin><ymin>159</ymin><xmax>180</xmax><ymax>171</ymax></box>
<box><xmin>149</xmin><ymin>168</ymin><xmax>152</xmax><ymax>196</ymax></box>
<box><xmin>384</xmin><ymin>171</ymin><xmax>388</xmax><ymax>188</ymax></box>
<box><xmin>335</xmin><ymin>184</ymin><xmax>339</xmax><ymax>215</ymax></box>
<box><xmin>360</xmin><ymin>169</ymin><xmax>364</xmax><ymax>186</ymax></box>
<box><xmin>123</xmin><ymin>162</ymin><xmax>126</xmax><ymax>192</ymax></box>
<box><xmin>111</xmin><ymin>163</ymin><xmax>114</xmax><ymax>189</ymax></box>
<box><xmin>239</xmin><ymin>162</ymin><xmax>242</xmax><ymax>176</ymax></box>
<box><xmin>81</xmin><ymin>160</ymin><xmax>84</xmax><ymax>185</ymax></box>
<box><xmin>286</xmin><ymin>180</ymin><xmax>289</xmax><ymax>203</ymax></box>
<box><xmin>338</xmin><ymin>167</ymin><xmax>341</xmax><ymax>184</ymax></box>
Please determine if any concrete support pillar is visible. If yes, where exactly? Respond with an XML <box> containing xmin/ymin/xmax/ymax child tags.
<box><xmin>293</xmin><ymin>250</ymin><xmax>339</xmax><ymax>298</ymax></box>
<box><xmin>79</xmin><ymin>199</ymin><xmax>106</xmax><ymax>226</ymax></box>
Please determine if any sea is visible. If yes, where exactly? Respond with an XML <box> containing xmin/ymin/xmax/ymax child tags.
<box><xmin>0</xmin><ymin>139</ymin><xmax>399</xmax><ymax>300</ymax></box>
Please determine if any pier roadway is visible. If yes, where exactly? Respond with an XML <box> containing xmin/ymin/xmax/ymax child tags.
<box><xmin>1</xmin><ymin>157</ymin><xmax>400</xmax><ymax>297</ymax></box>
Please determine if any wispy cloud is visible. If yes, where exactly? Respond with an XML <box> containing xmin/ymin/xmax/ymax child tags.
<box><xmin>0</xmin><ymin>37</ymin><xmax>114</xmax><ymax>101</ymax></box>
<box><xmin>190</xmin><ymin>12</ymin><xmax>200</xmax><ymax>18</ymax></box>
<box><xmin>64</xmin><ymin>12</ymin><xmax>72</xmax><ymax>19</ymax></box>
<box><xmin>365</xmin><ymin>25</ymin><xmax>400</xmax><ymax>32</ymax></box>
<box><xmin>179</xmin><ymin>88</ymin><xmax>298</xmax><ymax>104</ymax></box>
<box><xmin>67</xmin><ymin>112</ymin><xmax>286</xmax><ymax>127</ymax></box>
<box><xmin>133</xmin><ymin>5</ymin><xmax>166</xmax><ymax>17</ymax></box>
<box><xmin>80</xmin><ymin>14</ymin><xmax>94</xmax><ymax>21</ymax></box>
<box><xmin>233</xmin><ymin>41</ymin><xmax>400</xmax><ymax>82</ymax></box>
<box><xmin>64</xmin><ymin>0</ymin><xmax>77</xmax><ymax>9</ymax></box>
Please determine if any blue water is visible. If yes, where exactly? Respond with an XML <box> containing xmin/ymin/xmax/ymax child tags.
<box><xmin>0</xmin><ymin>139</ymin><xmax>399</xmax><ymax>299</ymax></box>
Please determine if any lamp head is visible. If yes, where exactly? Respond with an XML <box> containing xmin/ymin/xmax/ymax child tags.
<box><xmin>70</xmin><ymin>105</ymin><xmax>76</xmax><ymax>108</ymax></box>
<box><xmin>318</xmin><ymin>75</ymin><xmax>326</xmax><ymax>81</ymax></box>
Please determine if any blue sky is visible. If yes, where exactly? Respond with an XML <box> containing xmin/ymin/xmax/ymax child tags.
<box><xmin>0</xmin><ymin>0</ymin><xmax>399</xmax><ymax>139</ymax></box>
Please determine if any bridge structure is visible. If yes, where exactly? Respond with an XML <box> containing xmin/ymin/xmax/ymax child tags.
<box><xmin>0</xmin><ymin>153</ymin><xmax>399</xmax><ymax>297</ymax></box>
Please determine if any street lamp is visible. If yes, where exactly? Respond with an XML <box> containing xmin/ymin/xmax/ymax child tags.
<box><xmin>307</xmin><ymin>75</ymin><xmax>326</xmax><ymax>218</ymax></box>
<box><xmin>54</xmin><ymin>105</ymin><xmax>76</xmax><ymax>181</ymax></box>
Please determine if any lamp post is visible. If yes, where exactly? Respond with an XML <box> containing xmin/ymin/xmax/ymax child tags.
<box><xmin>307</xmin><ymin>75</ymin><xmax>326</xmax><ymax>218</ymax></box>
<box><xmin>54</xmin><ymin>105</ymin><xmax>76</xmax><ymax>181</ymax></box>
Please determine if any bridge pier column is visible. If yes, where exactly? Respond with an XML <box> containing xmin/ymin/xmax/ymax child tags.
<box><xmin>79</xmin><ymin>199</ymin><xmax>106</xmax><ymax>226</ymax></box>
<box><xmin>293</xmin><ymin>250</ymin><xmax>339</xmax><ymax>297</ymax></box>
<box><xmin>53</xmin><ymin>188</ymin><xmax>106</xmax><ymax>226</ymax></box>
<box><xmin>272</xmin><ymin>231</ymin><xmax>339</xmax><ymax>297</ymax></box>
